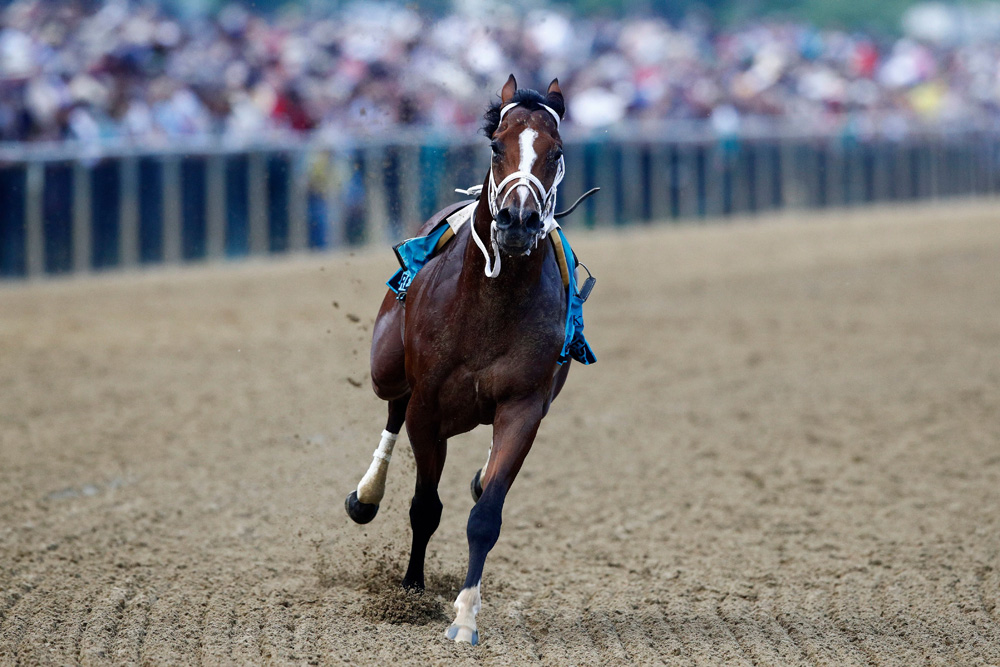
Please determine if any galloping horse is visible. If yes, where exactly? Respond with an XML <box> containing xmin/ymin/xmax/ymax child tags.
<box><xmin>345</xmin><ymin>75</ymin><xmax>594</xmax><ymax>645</ymax></box>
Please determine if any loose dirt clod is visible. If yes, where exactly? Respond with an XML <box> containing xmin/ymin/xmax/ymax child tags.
<box><xmin>359</xmin><ymin>584</ymin><xmax>446</xmax><ymax>625</ymax></box>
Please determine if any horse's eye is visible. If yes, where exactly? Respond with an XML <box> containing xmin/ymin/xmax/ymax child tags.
<box><xmin>550</xmin><ymin>147</ymin><xmax>564</xmax><ymax>162</ymax></box>
<box><xmin>490</xmin><ymin>141</ymin><xmax>503</xmax><ymax>156</ymax></box>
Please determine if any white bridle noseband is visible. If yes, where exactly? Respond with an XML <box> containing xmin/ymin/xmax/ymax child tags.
<box><xmin>470</xmin><ymin>102</ymin><xmax>565</xmax><ymax>278</ymax></box>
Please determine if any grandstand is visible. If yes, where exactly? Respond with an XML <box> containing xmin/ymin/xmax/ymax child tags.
<box><xmin>3</xmin><ymin>0</ymin><xmax>1000</xmax><ymax>278</ymax></box>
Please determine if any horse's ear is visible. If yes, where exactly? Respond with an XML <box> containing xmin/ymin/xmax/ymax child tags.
<box><xmin>545</xmin><ymin>78</ymin><xmax>566</xmax><ymax>119</ymax></box>
<box><xmin>501</xmin><ymin>74</ymin><xmax>517</xmax><ymax>105</ymax></box>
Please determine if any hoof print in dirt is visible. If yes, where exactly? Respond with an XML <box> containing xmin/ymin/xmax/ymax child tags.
<box><xmin>345</xmin><ymin>491</ymin><xmax>379</xmax><ymax>524</ymax></box>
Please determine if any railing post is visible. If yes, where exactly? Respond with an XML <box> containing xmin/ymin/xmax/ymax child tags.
<box><xmin>205</xmin><ymin>153</ymin><xmax>227</xmax><ymax>259</ymax></box>
<box><xmin>72</xmin><ymin>161</ymin><xmax>92</xmax><ymax>273</ymax></box>
<box><xmin>594</xmin><ymin>141</ymin><xmax>617</xmax><ymax>226</ymax></box>
<box><xmin>753</xmin><ymin>143</ymin><xmax>774</xmax><ymax>212</ymax></box>
<box><xmin>649</xmin><ymin>143</ymin><xmax>671</xmax><ymax>220</ymax></box>
<box><xmin>24</xmin><ymin>161</ymin><xmax>45</xmax><ymax>278</ymax></box>
<box><xmin>891</xmin><ymin>142</ymin><xmax>906</xmax><ymax>200</ymax></box>
<box><xmin>162</xmin><ymin>155</ymin><xmax>182</xmax><ymax>264</ymax></box>
<box><xmin>918</xmin><ymin>142</ymin><xmax>932</xmax><ymax>200</ymax></box>
<box><xmin>561</xmin><ymin>139</ymin><xmax>587</xmax><ymax>226</ymax></box>
<box><xmin>928</xmin><ymin>138</ymin><xmax>941</xmax><ymax>199</ymax></box>
<box><xmin>399</xmin><ymin>144</ymin><xmax>422</xmax><ymax>236</ymax></box>
<box><xmin>845</xmin><ymin>143</ymin><xmax>861</xmax><ymax>205</ymax></box>
<box><xmin>621</xmin><ymin>141</ymin><xmax>644</xmax><ymax>223</ymax></box>
<box><xmin>364</xmin><ymin>145</ymin><xmax>389</xmax><ymax>245</ymax></box>
<box><xmin>248</xmin><ymin>152</ymin><xmax>269</xmax><ymax>255</ymax></box>
<box><xmin>698</xmin><ymin>140</ymin><xmax>728</xmax><ymax>218</ymax></box>
<box><xmin>732</xmin><ymin>144</ymin><xmax>752</xmax><ymax>214</ymax></box>
<box><xmin>970</xmin><ymin>137</ymin><xmax>980</xmax><ymax>194</ymax></box>
<box><xmin>676</xmin><ymin>144</ymin><xmax>698</xmax><ymax>219</ymax></box>
<box><xmin>825</xmin><ymin>143</ymin><xmax>843</xmax><ymax>208</ymax></box>
<box><xmin>329</xmin><ymin>150</ymin><xmax>354</xmax><ymax>246</ymax></box>
<box><xmin>119</xmin><ymin>157</ymin><xmax>139</xmax><ymax>268</ymax></box>
<box><xmin>944</xmin><ymin>139</ymin><xmax>955</xmax><ymax>198</ymax></box>
<box><xmin>780</xmin><ymin>141</ymin><xmax>803</xmax><ymax>208</ymax></box>
<box><xmin>287</xmin><ymin>151</ymin><xmax>309</xmax><ymax>252</ymax></box>
<box><xmin>989</xmin><ymin>137</ymin><xmax>999</xmax><ymax>196</ymax></box>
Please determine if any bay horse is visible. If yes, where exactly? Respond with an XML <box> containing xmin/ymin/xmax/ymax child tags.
<box><xmin>345</xmin><ymin>75</ymin><xmax>594</xmax><ymax>645</ymax></box>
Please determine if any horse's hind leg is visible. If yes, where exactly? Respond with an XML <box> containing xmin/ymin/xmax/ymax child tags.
<box><xmin>346</xmin><ymin>292</ymin><xmax>409</xmax><ymax>524</ymax></box>
<box><xmin>345</xmin><ymin>395</ymin><xmax>408</xmax><ymax>523</ymax></box>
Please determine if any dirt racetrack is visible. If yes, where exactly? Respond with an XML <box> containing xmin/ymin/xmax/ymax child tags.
<box><xmin>2</xmin><ymin>199</ymin><xmax>1000</xmax><ymax>666</ymax></box>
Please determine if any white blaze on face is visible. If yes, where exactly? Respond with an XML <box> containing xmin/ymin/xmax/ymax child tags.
<box><xmin>515</xmin><ymin>127</ymin><xmax>538</xmax><ymax>209</ymax></box>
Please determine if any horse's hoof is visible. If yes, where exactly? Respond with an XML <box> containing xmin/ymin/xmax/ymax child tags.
<box><xmin>401</xmin><ymin>577</ymin><xmax>424</xmax><ymax>592</ymax></box>
<box><xmin>445</xmin><ymin>623</ymin><xmax>479</xmax><ymax>645</ymax></box>
<box><xmin>345</xmin><ymin>491</ymin><xmax>379</xmax><ymax>524</ymax></box>
<box><xmin>470</xmin><ymin>469</ymin><xmax>483</xmax><ymax>502</ymax></box>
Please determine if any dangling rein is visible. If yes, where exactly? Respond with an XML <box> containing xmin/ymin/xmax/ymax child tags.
<box><xmin>553</xmin><ymin>187</ymin><xmax>601</xmax><ymax>219</ymax></box>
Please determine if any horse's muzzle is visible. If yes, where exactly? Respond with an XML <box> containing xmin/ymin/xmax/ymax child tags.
<box><xmin>494</xmin><ymin>206</ymin><xmax>542</xmax><ymax>255</ymax></box>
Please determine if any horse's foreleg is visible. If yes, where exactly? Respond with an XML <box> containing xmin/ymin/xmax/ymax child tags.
<box><xmin>447</xmin><ymin>399</ymin><xmax>543</xmax><ymax>645</ymax></box>
<box><xmin>345</xmin><ymin>395</ymin><xmax>409</xmax><ymax>524</ymax></box>
<box><xmin>401</xmin><ymin>406</ymin><xmax>446</xmax><ymax>591</ymax></box>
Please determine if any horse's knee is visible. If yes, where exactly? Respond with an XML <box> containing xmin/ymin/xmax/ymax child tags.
<box><xmin>467</xmin><ymin>500</ymin><xmax>502</xmax><ymax>554</ymax></box>
<box><xmin>410</xmin><ymin>491</ymin><xmax>443</xmax><ymax>538</ymax></box>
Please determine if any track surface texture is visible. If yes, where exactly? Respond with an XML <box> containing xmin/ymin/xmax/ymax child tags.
<box><xmin>2</xmin><ymin>200</ymin><xmax>1000</xmax><ymax>666</ymax></box>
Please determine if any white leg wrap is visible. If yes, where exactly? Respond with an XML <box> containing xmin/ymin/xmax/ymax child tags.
<box><xmin>356</xmin><ymin>430</ymin><xmax>397</xmax><ymax>505</ymax></box>
<box><xmin>446</xmin><ymin>582</ymin><xmax>482</xmax><ymax>644</ymax></box>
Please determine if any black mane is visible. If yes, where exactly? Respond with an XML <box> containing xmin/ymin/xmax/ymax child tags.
<box><xmin>482</xmin><ymin>88</ymin><xmax>564</xmax><ymax>138</ymax></box>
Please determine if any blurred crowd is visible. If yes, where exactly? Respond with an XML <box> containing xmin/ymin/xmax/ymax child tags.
<box><xmin>3</xmin><ymin>0</ymin><xmax>1000</xmax><ymax>145</ymax></box>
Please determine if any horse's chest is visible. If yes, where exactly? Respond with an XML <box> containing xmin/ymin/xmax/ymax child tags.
<box><xmin>410</xmin><ymin>311</ymin><xmax>562</xmax><ymax>430</ymax></box>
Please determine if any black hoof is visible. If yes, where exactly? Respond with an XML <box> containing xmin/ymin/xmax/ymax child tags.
<box><xmin>470</xmin><ymin>469</ymin><xmax>483</xmax><ymax>502</ymax></box>
<box><xmin>401</xmin><ymin>577</ymin><xmax>425</xmax><ymax>592</ymax></box>
<box><xmin>345</xmin><ymin>491</ymin><xmax>379</xmax><ymax>524</ymax></box>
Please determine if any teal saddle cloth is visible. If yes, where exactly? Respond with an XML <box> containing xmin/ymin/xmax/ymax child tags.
<box><xmin>387</xmin><ymin>225</ymin><xmax>596</xmax><ymax>366</ymax></box>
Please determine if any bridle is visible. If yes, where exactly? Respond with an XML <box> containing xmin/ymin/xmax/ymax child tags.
<box><xmin>471</xmin><ymin>102</ymin><xmax>565</xmax><ymax>278</ymax></box>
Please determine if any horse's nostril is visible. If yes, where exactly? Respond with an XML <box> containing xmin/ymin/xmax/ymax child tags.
<box><xmin>495</xmin><ymin>209</ymin><xmax>513</xmax><ymax>230</ymax></box>
<box><xmin>522</xmin><ymin>210</ymin><xmax>541</xmax><ymax>231</ymax></box>
<box><xmin>498</xmin><ymin>207</ymin><xmax>541</xmax><ymax>232</ymax></box>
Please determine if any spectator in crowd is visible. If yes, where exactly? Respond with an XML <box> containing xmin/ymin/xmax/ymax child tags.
<box><xmin>2</xmin><ymin>0</ymin><xmax>999</xmax><ymax>145</ymax></box>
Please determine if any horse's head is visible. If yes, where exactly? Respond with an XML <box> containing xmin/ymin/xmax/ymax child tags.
<box><xmin>483</xmin><ymin>75</ymin><xmax>566</xmax><ymax>257</ymax></box>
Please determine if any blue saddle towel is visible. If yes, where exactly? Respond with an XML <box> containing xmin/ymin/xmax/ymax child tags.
<box><xmin>387</xmin><ymin>226</ymin><xmax>596</xmax><ymax>366</ymax></box>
